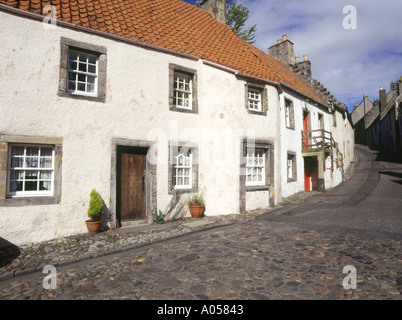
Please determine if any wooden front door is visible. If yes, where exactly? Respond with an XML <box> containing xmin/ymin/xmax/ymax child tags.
<box><xmin>118</xmin><ymin>150</ymin><xmax>147</xmax><ymax>223</ymax></box>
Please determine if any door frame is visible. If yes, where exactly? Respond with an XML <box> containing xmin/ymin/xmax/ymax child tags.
<box><xmin>116</xmin><ymin>146</ymin><xmax>148</xmax><ymax>225</ymax></box>
<box><xmin>110</xmin><ymin>139</ymin><xmax>157</xmax><ymax>228</ymax></box>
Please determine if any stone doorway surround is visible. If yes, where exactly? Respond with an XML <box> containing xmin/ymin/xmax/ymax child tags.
<box><xmin>110</xmin><ymin>139</ymin><xmax>157</xmax><ymax>229</ymax></box>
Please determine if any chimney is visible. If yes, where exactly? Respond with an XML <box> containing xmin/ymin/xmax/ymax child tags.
<box><xmin>268</xmin><ymin>35</ymin><xmax>294</xmax><ymax>68</ymax></box>
<box><xmin>379</xmin><ymin>87</ymin><xmax>387</xmax><ymax>114</ymax></box>
<box><xmin>295</xmin><ymin>53</ymin><xmax>312</xmax><ymax>78</ymax></box>
<box><xmin>363</xmin><ymin>94</ymin><xmax>369</xmax><ymax>114</ymax></box>
<box><xmin>390</xmin><ymin>81</ymin><xmax>398</xmax><ymax>93</ymax></box>
<box><xmin>398</xmin><ymin>76</ymin><xmax>402</xmax><ymax>95</ymax></box>
<box><xmin>200</xmin><ymin>0</ymin><xmax>226</xmax><ymax>24</ymax></box>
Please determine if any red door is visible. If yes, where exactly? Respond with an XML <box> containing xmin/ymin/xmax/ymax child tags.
<box><xmin>304</xmin><ymin>157</ymin><xmax>318</xmax><ymax>191</ymax></box>
<box><xmin>304</xmin><ymin>157</ymin><xmax>311</xmax><ymax>191</ymax></box>
<box><xmin>303</xmin><ymin>111</ymin><xmax>309</xmax><ymax>149</ymax></box>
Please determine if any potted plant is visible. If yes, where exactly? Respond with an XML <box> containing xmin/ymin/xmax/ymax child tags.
<box><xmin>86</xmin><ymin>189</ymin><xmax>104</xmax><ymax>234</ymax></box>
<box><xmin>187</xmin><ymin>193</ymin><xmax>205</xmax><ymax>219</ymax></box>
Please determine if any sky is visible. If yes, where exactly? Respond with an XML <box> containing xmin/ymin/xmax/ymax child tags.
<box><xmin>183</xmin><ymin>0</ymin><xmax>402</xmax><ymax>112</ymax></box>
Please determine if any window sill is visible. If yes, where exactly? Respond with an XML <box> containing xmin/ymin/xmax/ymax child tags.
<box><xmin>170</xmin><ymin>105</ymin><xmax>198</xmax><ymax>114</ymax></box>
<box><xmin>168</xmin><ymin>188</ymin><xmax>198</xmax><ymax>196</ymax></box>
<box><xmin>58</xmin><ymin>90</ymin><xmax>105</xmax><ymax>103</ymax></box>
<box><xmin>247</xmin><ymin>109</ymin><xmax>267</xmax><ymax>116</ymax></box>
<box><xmin>245</xmin><ymin>185</ymin><xmax>269</xmax><ymax>192</ymax></box>
<box><xmin>0</xmin><ymin>196</ymin><xmax>60</xmax><ymax>207</ymax></box>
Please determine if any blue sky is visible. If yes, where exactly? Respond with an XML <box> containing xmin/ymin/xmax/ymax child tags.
<box><xmin>183</xmin><ymin>0</ymin><xmax>402</xmax><ymax>112</ymax></box>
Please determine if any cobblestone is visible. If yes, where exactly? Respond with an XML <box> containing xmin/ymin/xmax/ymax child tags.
<box><xmin>0</xmin><ymin>210</ymin><xmax>401</xmax><ymax>300</ymax></box>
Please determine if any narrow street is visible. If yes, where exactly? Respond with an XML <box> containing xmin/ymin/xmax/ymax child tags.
<box><xmin>0</xmin><ymin>145</ymin><xmax>401</xmax><ymax>302</ymax></box>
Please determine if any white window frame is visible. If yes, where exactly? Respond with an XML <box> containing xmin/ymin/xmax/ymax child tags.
<box><xmin>173</xmin><ymin>72</ymin><xmax>192</xmax><ymax>110</ymax></box>
<box><xmin>285</xmin><ymin>98</ymin><xmax>294</xmax><ymax>129</ymax></box>
<box><xmin>7</xmin><ymin>144</ymin><xmax>55</xmax><ymax>197</ymax></box>
<box><xmin>245</xmin><ymin>149</ymin><xmax>265</xmax><ymax>186</ymax></box>
<box><xmin>248</xmin><ymin>87</ymin><xmax>262</xmax><ymax>111</ymax></box>
<box><xmin>287</xmin><ymin>153</ymin><xmax>296</xmax><ymax>181</ymax></box>
<box><xmin>172</xmin><ymin>148</ymin><xmax>193</xmax><ymax>189</ymax></box>
<box><xmin>67</xmin><ymin>50</ymin><xmax>98</xmax><ymax>97</ymax></box>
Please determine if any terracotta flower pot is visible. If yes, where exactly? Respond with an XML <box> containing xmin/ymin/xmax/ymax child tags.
<box><xmin>188</xmin><ymin>205</ymin><xmax>204</xmax><ymax>219</ymax></box>
<box><xmin>85</xmin><ymin>220</ymin><xmax>102</xmax><ymax>234</ymax></box>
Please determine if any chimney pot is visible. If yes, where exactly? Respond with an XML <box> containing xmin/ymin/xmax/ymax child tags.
<box><xmin>303</xmin><ymin>54</ymin><xmax>308</xmax><ymax>62</ymax></box>
<box><xmin>282</xmin><ymin>35</ymin><xmax>287</xmax><ymax>41</ymax></box>
<box><xmin>295</xmin><ymin>55</ymin><xmax>300</xmax><ymax>63</ymax></box>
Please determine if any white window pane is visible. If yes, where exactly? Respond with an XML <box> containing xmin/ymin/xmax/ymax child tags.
<box><xmin>88</xmin><ymin>65</ymin><xmax>96</xmax><ymax>74</ymax></box>
<box><xmin>69</xmin><ymin>51</ymin><xmax>78</xmax><ymax>60</ymax></box>
<box><xmin>26</xmin><ymin>147</ymin><xmax>39</xmax><ymax>156</ymax></box>
<box><xmin>11</xmin><ymin>157</ymin><xmax>24</xmax><ymax>168</ymax></box>
<box><xmin>9</xmin><ymin>181</ymin><xmax>21</xmax><ymax>192</ymax></box>
<box><xmin>87</xmin><ymin>84</ymin><xmax>95</xmax><ymax>93</ymax></box>
<box><xmin>68</xmin><ymin>81</ymin><xmax>76</xmax><ymax>90</ymax></box>
<box><xmin>88</xmin><ymin>55</ymin><xmax>97</xmax><ymax>64</ymax></box>
<box><xmin>10</xmin><ymin>170</ymin><xmax>24</xmax><ymax>180</ymax></box>
<box><xmin>40</xmin><ymin>181</ymin><xmax>51</xmax><ymax>191</ymax></box>
<box><xmin>26</xmin><ymin>157</ymin><xmax>38</xmax><ymax>168</ymax></box>
<box><xmin>77</xmin><ymin>83</ymin><xmax>85</xmax><ymax>91</ymax></box>
<box><xmin>41</xmin><ymin>148</ymin><xmax>53</xmax><ymax>157</ymax></box>
<box><xmin>24</xmin><ymin>180</ymin><xmax>38</xmax><ymax>191</ymax></box>
<box><xmin>87</xmin><ymin>76</ymin><xmax>95</xmax><ymax>84</ymax></box>
<box><xmin>40</xmin><ymin>171</ymin><xmax>52</xmax><ymax>180</ymax></box>
<box><xmin>11</xmin><ymin>146</ymin><xmax>24</xmax><ymax>156</ymax></box>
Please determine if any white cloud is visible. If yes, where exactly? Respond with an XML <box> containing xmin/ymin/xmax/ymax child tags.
<box><xmin>242</xmin><ymin>0</ymin><xmax>402</xmax><ymax>111</ymax></box>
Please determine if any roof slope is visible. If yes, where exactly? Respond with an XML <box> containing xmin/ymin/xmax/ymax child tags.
<box><xmin>0</xmin><ymin>0</ymin><xmax>323</xmax><ymax>104</ymax></box>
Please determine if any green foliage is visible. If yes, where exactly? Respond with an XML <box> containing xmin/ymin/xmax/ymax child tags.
<box><xmin>154</xmin><ymin>209</ymin><xmax>167</xmax><ymax>224</ymax></box>
<box><xmin>187</xmin><ymin>193</ymin><xmax>205</xmax><ymax>206</ymax></box>
<box><xmin>196</xmin><ymin>1</ymin><xmax>257</xmax><ymax>43</ymax></box>
<box><xmin>225</xmin><ymin>0</ymin><xmax>257</xmax><ymax>44</ymax></box>
<box><xmin>154</xmin><ymin>195</ymin><xmax>186</xmax><ymax>224</ymax></box>
<box><xmin>87</xmin><ymin>189</ymin><xmax>104</xmax><ymax>221</ymax></box>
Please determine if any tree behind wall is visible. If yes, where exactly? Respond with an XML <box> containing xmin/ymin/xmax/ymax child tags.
<box><xmin>196</xmin><ymin>0</ymin><xmax>257</xmax><ymax>44</ymax></box>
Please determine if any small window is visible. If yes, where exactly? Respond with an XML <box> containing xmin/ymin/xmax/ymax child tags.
<box><xmin>172</xmin><ymin>148</ymin><xmax>193</xmax><ymax>190</ymax></box>
<box><xmin>7</xmin><ymin>145</ymin><xmax>55</xmax><ymax>197</ymax></box>
<box><xmin>248</xmin><ymin>88</ymin><xmax>262</xmax><ymax>111</ymax></box>
<box><xmin>169</xmin><ymin>64</ymin><xmax>198</xmax><ymax>114</ymax></box>
<box><xmin>245</xmin><ymin>83</ymin><xmax>268</xmax><ymax>114</ymax></box>
<box><xmin>285</xmin><ymin>98</ymin><xmax>295</xmax><ymax>129</ymax></box>
<box><xmin>287</xmin><ymin>153</ymin><xmax>297</xmax><ymax>182</ymax></box>
<box><xmin>173</xmin><ymin>72</ymin><xmax>192</xmax><ymax>110</ymax></box>
<box><xmin>58</xmin><ymin>37</ymin><xmax>107</xmax><ymax>102</ymax></box>
<box><xmin>67</xmin><ymin>50</ymin><xmax>98</xmax><ymax>96</ymax></box>
<box><xmin>245</xmin><ymin>149</ymin><xmax>266</xmax><ymax>186</ymax></box>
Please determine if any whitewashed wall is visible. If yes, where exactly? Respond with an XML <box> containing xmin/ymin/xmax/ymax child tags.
<box><xmin>0</xmin><ymin>11</ymin><xmax>280</xmax><ymax>244</ymax></box>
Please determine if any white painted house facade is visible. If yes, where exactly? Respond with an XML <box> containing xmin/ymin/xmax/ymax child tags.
<box><xmin>0</xmin><ymin>0</ymin><xmax>354</xmax><ymax>245</ymax></box>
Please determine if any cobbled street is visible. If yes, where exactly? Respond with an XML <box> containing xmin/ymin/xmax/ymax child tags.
<box><xmin>0</xmin><ymin>145</ymin><xmax>401</xmax><ymax>301</ymax></box>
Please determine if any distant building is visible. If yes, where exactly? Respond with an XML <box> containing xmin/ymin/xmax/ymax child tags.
<box><xmin>351</xmin><ymin>77</ymin><xmax>402</xmax><ymax>155</ymax></box>
<box><xmin>269</xmin><ymin>35</ymin><xmax>355</xmax><ymax>195</ymax></box>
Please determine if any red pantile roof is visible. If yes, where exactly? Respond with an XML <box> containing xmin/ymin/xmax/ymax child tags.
<box><xmin>0</xmin><ymin>0</ymin><xmax>324</xmax><ymax>104</ymax></box>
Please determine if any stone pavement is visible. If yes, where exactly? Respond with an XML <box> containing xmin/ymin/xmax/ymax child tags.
<box><xmin>0</xmin><ymin>145</ymin><xmax>401</xmax><ymax>300</ymax></box>
<box><xmin>0</xmin><ymin>211</ymin><xmax>258</xmax><ymax>282</ymax></box>
<box><xmin>0</xmin><ymin>214</ymin><xmax>400</xmax><ymax>300</ymax></box>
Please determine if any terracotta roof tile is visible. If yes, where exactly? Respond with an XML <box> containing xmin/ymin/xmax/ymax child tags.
<box><xmin>0</xmin><ymin>0</ymin><xmax>323</xmax><ymax>103</ymax></box>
